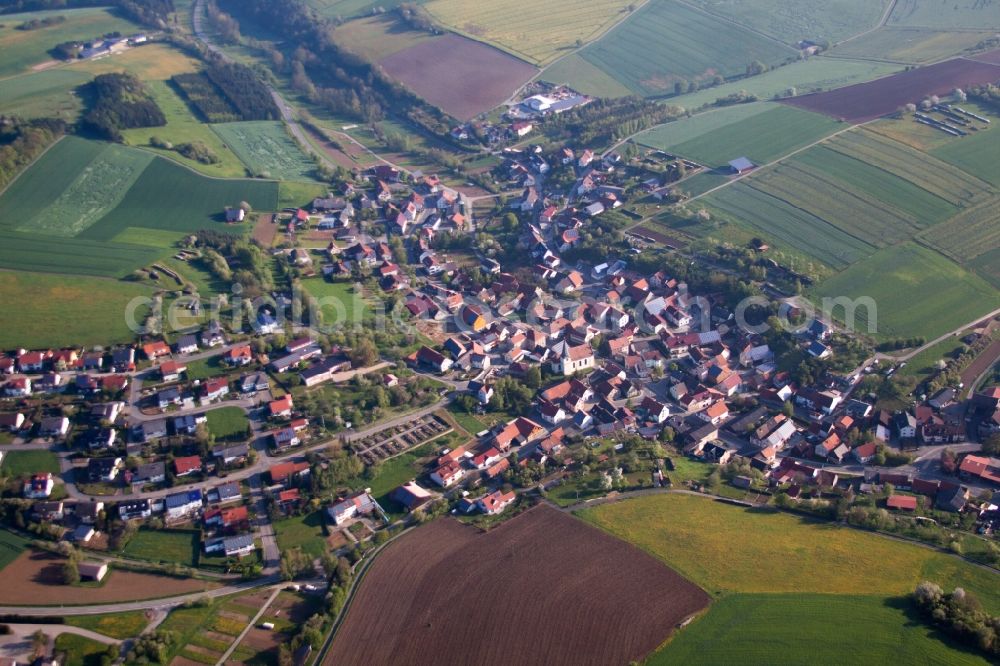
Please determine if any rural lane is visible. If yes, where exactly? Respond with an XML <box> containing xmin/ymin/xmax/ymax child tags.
<box><xmin>214</xmin><ymin>586</ymin><xmax>281</xmax><ymax>665</ymax></box>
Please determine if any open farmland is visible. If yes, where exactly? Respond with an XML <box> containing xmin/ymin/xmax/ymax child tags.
<box><xmin>0</xmin><ymin>69</ymin><xmax>91</xmax><ymax>120</ymax></box>
<box><xmin>578</xmin><ymin>0</ymin><xmax>797</xmax><ymax>96</ymax></box>
<box><xmin>0</xmin><ymin>271</ymin><xmax>156</xmax><ymax>349</ymax></box>
<box><xmin>423</xmin><ymin>0</ymin><xmax>633</xmax><ymax>65</ymax></box>
<box><xmin>637</xmin><ymin>102</ymin><xmax>778</xmax><ymax>153</ymax></box>
<box><xmin>0</xmin><ymin>7</ymin><xmax>139</xmax><ymax>79</ymax></box>
<box><xmin>824</xmin><ymin>128</ymin><xmax>992</xmax><ymax>206</ymax></box>
<box><xmin>211</xmin><ymin>121</ymin><xmax>318</xmax><ymax>181</ymax></box>
<box><xmin>0</xmin><ymin>530</ymin><xmax>28</xmax><ymax>574</ymax></box>
<box><xmin>307</xmin><ymin>0</ymin><xmax>414</xmax><ymax>19</ymax></box>
<box><xmin>794</xmin><ymin>146</ymin><xmax>959</xmax><ymax>226</ymax></box>
<box><xmin>687</xmin><ymin>0</ymin><xmax>888</xmax><ymax>45</ymax></box>
<box><xmin>888</xmin><ymin>0</ymin><xmax>1000</xmax><ymax>29</ymax></box>
<box><xmin>664</xmin><ymin>57</ymin><xmax>902</xmax><ymax>110</ymax></box>
<box><xmin>931</xmin><ymin>123</ymin><xmax>1000</xmax><ymax>186</ymax></box>
<box><xmin>782</xmin><ymin>57</ymin><xmax>1000</xmax><ymax>122</ymax></box>
<box><xmin>379</xmin><ymin>34</ymin><xmax>537</xmax><ymax>121</ymax></box>
<box><xmin>812</xmin><ymin>242</ymin><xmax>1000</xmax><ymax>340</ymax></box>
<box><xmin>828</xmin><ymin>27</ymin><xmax>994</xmax><ymax>64</ymax></box>
<box><xmin>920</xmin><ymin>201</ymin><xmax>1000</xmax><ymax>284</ymax></box>
<box><xmin>705</xmin><ymin>182</ymin><xmax>875</xmax><ymax>269</ymax></box>
<box><xmin>330</xmin><ymin>14</ymin><xmax>439</xmax><ymax>62</ymax></box>
<box><xmin>539</xmin><ymin>53</ymin><xmax>633</xmax><ymax>98</ymax></box>
<box><xmin>326</xmin><ymin>505</ymin><xmax>710</xmax><ymax>666</ymax></box>
<box><xmin>0</xmin><ymin>551</ymin><xmax>215</xmax><ymax>605</ymax></box>
<box><xmin>579</xmin><ymin>494</ymin><xmax>1000</xmax><ymax>608</ymax></box>
<box><xmin>655</xmin><ymin>593</ymin><xmax>990</xmax><ymax>665</ymax></box>
<box><xmin>642</xmin><ymin>105</ymin><xmax>841</xmax><ymax>166</ymax></box>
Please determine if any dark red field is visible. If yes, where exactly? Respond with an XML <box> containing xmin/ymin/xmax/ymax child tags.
<box><xmin>325</xmin><ymin>504</ymin><xmax>710</xmax><ymax>666</ymax></box>
<box><xmin>782</xmin><ymin>58</ymin><xmax>1000</xmax><ymax>123</ymax></box>
<box><xmin>380</xmin><ymin>33</ymin><xmax>537</xmax><ymax>121</ymax></box>
<box><xmin>970</xmin><ymin>48</ymin><xmax>1000</xmax><ymax>65</ymax></box>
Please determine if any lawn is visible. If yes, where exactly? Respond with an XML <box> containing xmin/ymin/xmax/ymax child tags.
<box><xmin>274</xmin><ymin>511</ymin><xmax>327</xmax><ymax>558</ymax></box>
<box><xmin>446</xmin><ymin>405</ymin><xmax>488</xmax><ymax>435</ymax></box>
<box><xmin>688</xmin><ymin>0</ymin><xmax>889</xmax><ymax>44</ymax></box>
<box><xmin>121</xmin><ymin>528</ymin><xmax>200</xmax><ymax>567</ymax></box>
<box><xmin>665</xmin><ymin>57</ymin><xmax>902</xmax><ymax>110</ymax></box>
<box><xmin>54</xmin><ymin>633</ymin><xmax>112</xmax><ymax>666</ymax></box>
<box><xmin>655</xmin><ymin>593</ymin><xmax>991</xmax><ymax>665</ymax></box>
<box><xmin>811</xmin><ymin>242</ymin><xmax>1000</xmax><ymax>340</ymax></box>
<box><xmin>0</xmin><ymin>530</ymin><xmax>29</xmax><ymax>574</ymax></box>
<box><xmin>300</xmin><ymin>278</ymin><xmax>369</xmax><ymax>328</ymax></box>
<box><xmin>0</xmin><ymin>450</ymin><xmax>61</xmax><ymax>476</ymax></box>
<box><xmin>705</xmin><ymin>182</ymin><xmax>876</xmax><ymax>270</ymax></box>
<box><xmin>0</xmin><ymin>7</ymin><xmax>140</xmax><ymax>78</ymax></box>
<box><xmin>579</xmin><ymin>494</ymin><xmax>1000</xmax><ymax>610</ymax></box>
<box><xmin>66</xmin><ymin>611</ymin><xmax>149</xmax><ymax>640</ymax></box>
<box><xmin>897</xmin><ymin>336</ymin><xmax>968</xmax><ymax>378</ymax></box>
<box><xmin>205</xmin><ymin>406</ymin><xmax>250</xmax><ymax>441</ymax></box>
<box><xmin>828</xmin><ymin>26</ymin><xmax>993</xmax><ymax>63</ymax></box>
<box><xmin>211</xmin><ymin>121</ymin><xmax>319</xmax><ymax>181</ymax></box>
<box><xmin>183</xmin><ymin>355</ymin><xmax>229</xmax><ymax>381</ymax></box>
<box><xmin>642</xmin><ymin>105</ymin><xmax>841</xmax><ymax>167</ymax></box>
<box><xmin>424</xmin><ymin>0</ymin><xmax>633</xmax><ymax>65</ymax></box>
<box><xmin>0</xmin><ymin>270</ymin><xmax>156</xmax><ymax>349</ymax></box>
<box><xmin>577</xmin><ymin>0</ymin><xmax>797</xmax><ymax>96</ymax></box>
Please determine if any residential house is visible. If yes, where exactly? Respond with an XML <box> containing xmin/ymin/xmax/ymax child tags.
<box><xmin>477</xmin><ymin>489</ymin><xmax>516</xmax><ymax>515</ymax></box>
<box><xmin>327</xmin><ymin>490</ymin><xmax>382</xmax><ymax>525</ymax></box>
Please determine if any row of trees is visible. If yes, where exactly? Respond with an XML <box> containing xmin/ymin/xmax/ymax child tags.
<box><xmin>0</xmin><ymin>0</ymin><xmax>174</xmax><ymax>28</ymax></box>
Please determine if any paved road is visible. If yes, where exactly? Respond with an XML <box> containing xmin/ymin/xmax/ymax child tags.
<box><xmin>5</xmin><ymin>623</ymin><xmax>118</xmax><ymax>645</ymax></box>
<box><xmin>248</xmin><ymin>473</ymin><xmax>280</xmax><ymax>573</ymax></box>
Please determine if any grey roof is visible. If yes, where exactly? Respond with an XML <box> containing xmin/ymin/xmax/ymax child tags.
<box><xmin>165</xmin><ymin>490</ymin><xmax>202</xmax><ymax>509</ymax></box>
<box><xmin>214</xmin><ymin>481</ymin><xmax>241</xmax><ymax>501</ymax></box>
<box><xmin>223</xmin><ymin>534</ymin><xmax>254</xmax><ymax>550</ymax></box>
<box><xmin>176</xmin><ymin>334</ymin><xmax>198</xmax><ymax>349</ymax></box>
<box><xmin>133</xmin><ymin>461</ymin><xmax>165</xmax><ymax>481</ymax></box>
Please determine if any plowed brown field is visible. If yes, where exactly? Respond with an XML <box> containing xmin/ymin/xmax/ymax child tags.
<box><xmin>325</xmin><ymin>504</ymin><xmax>710</xmax><ymax>666</ymax></box>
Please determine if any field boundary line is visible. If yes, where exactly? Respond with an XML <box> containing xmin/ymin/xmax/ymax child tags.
<box><xmin>833</xmin><ymin>0</ymin><xmax>897</xmax><ymax>47</ymax></box>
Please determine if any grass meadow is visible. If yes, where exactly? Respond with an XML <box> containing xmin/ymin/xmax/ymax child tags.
<box><xmin>578</xmin><ymin>0</ymin><xmax>796</xmax><ymax>96</ymax></box>
<box><xmin>656</xmin><ymin>593</ymin><xmax>991</xmax><ymax>665</ymax></box>
<box><xmin>828</xmin><ymin>26</ymin><xmax>992</xmax><ymax>63</ymax></box>
<box><xmin>205</xmin><ymin>406</ymin><xmax>250</xmax><ymax>441</ymax></box>
<box><xmin>579</xmin><ymin>494</ymin><xmax>1000</xmax><ymax>609</ymax></box>
<box><xmin>1</xmin><ymin>450</ymin><xmax>62</xmax><ymax>476</ymax></box>
<box><xmin>121</xmin><ymin>528</ymin><xmax>200</xmax><ymax>568</ymax></box>
<box><xmin>54</xmin><ymin>633</ymin><xmax>110</xmax><ymax>666</ymax></box>
<box><xmin>537</xmin><ymin>53</ymin><xmax>633</xmax><ymax>98</ymax></box>
<box><xmin>274</xmin><ymin>511</ymin><xmax>327</xmax><ymax>558</ymax></box>
<box><xmin>66</xmin><ymin>611</ymin><xmax>150</xmax><ymax>640</ymax></box>
<box><xmin>887</xmin><ymin>0</ymin><xmax>1000</xmax><ymax>29</ymax></box>
<box><xmin>300</xmin><ymin>279</ymin><xmax>369</xmax><ymax>327</ymax></box>
<box><xmin>0</xmin><ymin>270</ymin><xmax>156</xmax><ymax>348</ymax></box>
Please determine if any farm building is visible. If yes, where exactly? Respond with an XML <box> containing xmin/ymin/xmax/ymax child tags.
<box><xmin>78</xmin><ymin>561</ymin><xmax>108</xmax><ymax>581</ymax></box>
<box><xmin>729</xmin><ymin>157</ymin><xmax>755</xmax><ymax>175</ymax></box>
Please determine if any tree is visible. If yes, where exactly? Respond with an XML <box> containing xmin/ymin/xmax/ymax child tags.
<box><xmin>62</xmin><ymin>558</ymin><xmax>80</xmax><ymax>585</ymax></box>
<box><xmin>349</xmin><ymin>336</ymin><xmax>378</xmax><ymax>367</ymax></box>
<box><xmin>983</xmin><ymin>434</ymin><xmax>1000</xmax><ymax>456</ymax></box>
<box><xmin>31</xmin><ymin>630</ymin><xmax>48</xmax><ymax>659</ymax></box>
<box><xmin>524</xmin><ymin>365</ymin><xmax>542</xmax><ymax>389</ymax></box>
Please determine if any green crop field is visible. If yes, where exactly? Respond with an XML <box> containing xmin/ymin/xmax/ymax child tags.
<box><xmin>66</xmin><ymin>611</ymin><xmax>149</xmax><ymax>640</ymax></box>
<box><xmin>274</xmin><ymin>511</ymin><xmax>327</xmax><ymax>558</ymax></box>
<box><xmin>0</xmin><ymin>136</ymin><xmax>275</xmax><ymax>277</ymax></box>
<box><xmin>888</xmin><ymin>0</ymin><xmax>1000</xmax><ymax>29</ymax></box>
<box><xmin>637</xmin><ymin>102</ymin><xmax>778</xmax><ymax>152</ymax></box>
<box><xmin>932</xmin><ymin>125</ymin><xmax>1000</xmax><ymax>187</ymax></box>
<box><xmin>0</xmin><ymin>530</ymin><xmax>29</xmax><ymax>573</ymax></box>
<box><xmin>705</xmin><ymin>182</ymin><xmax>875</xmax><ymax>269</ymax></box>
<box><xmin>687</xmin><ymin>0</ymin><xmax>889</xmax><ymax>44</ymax></box>
<box><xmin>16</xmin><ymin>144</ymin><xmax>153</xmax><ymax>237</ymax></box>
<box><xmin>330</xmin><ymin>14</ymin><xmax>439</xmax><ymax>62</ymax></box>
<box><xmin>1</xmin><ymin>450</ymin><xmax>61</xmax><ymax>477</ymax></box>
<box><xmin>793</xmin><ymin>146</ymin><xmax>959</xmax><ymax>227</ymax></box>
<box><xmin>577</xmin><ymin>0</ymin><xmax>797</xmax><ymax>96</ymax></box>
<box><xmin>811</xmin><ymin>242</ymin><xmax>1000</xmax><ymax>340</ymax></box>
<box><xmin>920</xmin><ymin>200</ymin><xmax>1000</xmax><ymax>279</ymax></box>
<box><xmin>579</xmin><ymin>494</ymin><xmax>1000</xmax><ymax>609</ymax></box>
<box><xmin>211</xmin><ymin>121</ymin><xmax>318</xmax><ymax>181</ymax></box>
<box><xmin>824</xmin><ymin>129</ymin><xmax>991</xmax><ymax>207</ymax></box>
<box><xmin>0</xmin><ymin>270</ymin><xmax>156</xmax><ymax>349</ymax></box>
<box><xmin>539</xmin><ymin>53</ymin><xmax>633</xmax><ymax>98</ymax></box>
<box><xmin>424</xmin><ymin>0</ymin><xmax>633</xmax><ymax>65</ymax></box>
<box><xmin>656</xmin><ymin>593</ymin><xmax>990</xmax><ymax>665</ymax></box>
<box><xmin>0</xmin><ymin>7</ymin><xmax>140</xmax><ymax>78</ymax></box>
<box><xmin>122</xmin><ymin>528</ymin><xmax>200</xmax><ymax>567</ymax></box>
<box><xmin>675</xmin><ymin>170</ymin><xmax>731</xmax><ymax>197</ymax></box>
<box><xmin>205</xmin><ymin>406</ymin><xmax>249</xmax><ymax>441</ymax></box>
<box><xmin>665</xmin><ymin>57</ymin><xmax>902</xmax><ymax>110</ymax></box>
<box><xmin>642</xmin><ymin>105</ymin><xmax>841</xmax><ymax>166</ymax></box>
<box><xmin>828</xmin><ymin>26</ymin><xmax>993</xmax><ymax>63</ymax></box>
<box><xmin>306</xmin><ymin>0</ymin><xmax>415</xmax><ymax>20</ymax></box>
<box><xmin>746</xmin><ymin>162</ymin><xmax>929</xmax><ymax>248</ymax></box>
